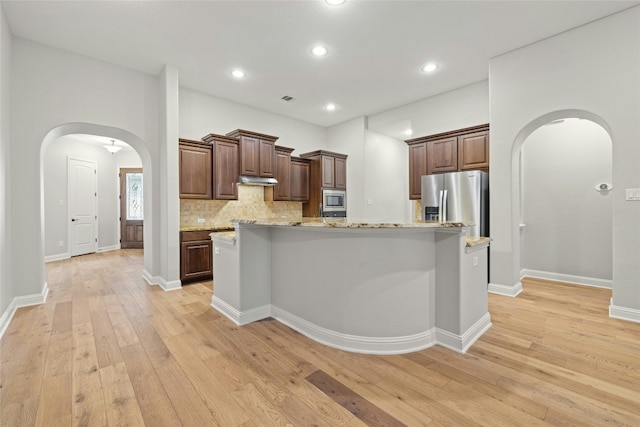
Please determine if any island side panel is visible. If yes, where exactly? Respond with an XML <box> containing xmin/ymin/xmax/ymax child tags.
<box><xmin>269</xmin><ymin>227</ymin><xmax>436</xmax><ymax>338</ymax></box>
<box><xmin>435</xmin><ymin>230</ymin><xmax>491</xmax><ymax>353</ymax></box>
<box><xmin>237</xmin><ymin>225</ymin><xmax>272</xmax><ymax>314</ymax></box>
<box><xmin>210</xmin><ymin>235</ymin><xmax>241</xmax><ymax>321</ymax></box>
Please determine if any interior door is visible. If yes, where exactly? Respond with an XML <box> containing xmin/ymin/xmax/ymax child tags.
<box><xmin>120</xmin><ymin>168</ymin><xmax>144</xmax><ymax>249</ymax></box>
<box><xmin>69</xmin><ymin>158</ymin><xmax>98</xmax><ymax>256</ymax></box>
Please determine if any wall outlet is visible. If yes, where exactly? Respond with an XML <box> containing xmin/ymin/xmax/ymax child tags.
<box><xmin>59</xmin><ymin>240</ymin><xmax>64</xmax><ymax>247</ymax></box>
<box><xmin>197</xmin><ymin>218</ymin><xmax>205</xmax><ymax>223</ymax></box>
<box><xmin>472</xmin><ymin>256</ymin><xmax>479</xmax><ymax>267</ymax></box>
<box><xmin>214</xmin><ymin>247</ymin><xmax>220</xmax><ymax>255</ymax></box>
<box><xmin>59</xmin><ymin>199</ymin><xmax>64</xmax><ymax>206</ymax></box>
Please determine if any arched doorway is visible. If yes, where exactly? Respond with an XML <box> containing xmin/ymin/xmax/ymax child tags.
<box><xmin>518</xmin><ymin>118</ymin><xmax>612</xmax><ymax>287</ymax></box>
<box><xmin>508</xmin><ymin>109</ymin><xmax>613</xmax><ymax>295</ymax></box>
<box><xmin>40</xmin><ymin>123</ymin><xmax>157</xmax><ymax>284</ymax></box>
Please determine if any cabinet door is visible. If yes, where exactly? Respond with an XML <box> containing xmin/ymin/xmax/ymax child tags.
<box><xmin>322</xmin><ymin>156</ymin><xmax>335</xmax><ymax>188</ymax></box>
<box><xmin>179</xmin><ymin>143</ymin><xmax>212</xmax><ymax>199</ymax></box>
<box><xmin>291</xmin><ymin>160</ymin><xmax>310</xmax><ymax>202</ymax></box>
<box><xmin>334</xmin><ymin>157</ymin><xmax>347</xmax><ymax>190</ymax></box>
<box><xmin>259</xmin><ymin>139</ymin><xmax>276</xmax><ymax>177</ymax></box>
<box><xmin>239</xmin><ymin>136</ymin><xmax>260</xmax><ymax>176</ymax></box>
<box><xmin>273</xmin><ymin>150</ymin><xmax>291</xmax><ymax>200</ymax></box>
<box><xmin>180</xmin><ymin>240</ymin><xmax>212</xmax><ymax>281</ymax></box>
<box><xmin>458</xmin><ymin>131</ymin><xmax>489</xmax><ymax>171</ymax></box>
<box><xmin>427</xmin><ymin>137</ymin><xmax>458</xmax><ymax>175</ymax></box>
<box><xmin>408</xmin><ymin>142</ymin><xmax>427</xmax><ymax>200</ymax></box>
<box><xmin>214</xmin><ymin>140</ymin><xmax>238</xmax><ymax>200</ymax></box>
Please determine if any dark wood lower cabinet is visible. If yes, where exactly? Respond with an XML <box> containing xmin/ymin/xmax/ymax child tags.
<box><xmin>180</xmin><ymin>230</ymin><xmax>213</xmax><ymax>282</ymax></box>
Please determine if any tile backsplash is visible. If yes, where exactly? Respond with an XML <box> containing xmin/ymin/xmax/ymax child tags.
<box><xmin>181</xmin><ymin>185</ymin><xmax>303</xmax><ymax>229</ymax></box>
<box><xmin>414</xmin><ymin>200</ymin><xmax>422</xmax><ymax>221</ymax></box>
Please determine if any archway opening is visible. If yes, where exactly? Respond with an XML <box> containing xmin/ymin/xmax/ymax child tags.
<box><xmin>511</xmin><ymin>110</ymin><xmax>613</xmax><ymax>294</ymax></box>
<box><xmin>40</xmin><ymin>123</ymin><xmax>156</xmax><ymax>283</ymax></box>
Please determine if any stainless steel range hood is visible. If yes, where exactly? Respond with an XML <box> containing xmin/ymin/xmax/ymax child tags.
<box><xmin>238</xmin><ymin>175</ymin><xmax>278</xmax><ymax>186</ymax></box>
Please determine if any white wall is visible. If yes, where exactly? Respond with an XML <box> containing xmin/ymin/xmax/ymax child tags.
<box><xmin>520</xmin><ymin>119</ymin><xmax>612</xmax><ymax>282</ymax></box>
<box><xmin>0</xmin><ymin>5</ymin><xmax>13</xmax><ymax>318</ymax></box>
<box><xmin>367</xmin><ymin>80</ymin><xmax>490</xmax><ymax>138</ymax></box>
<box><xmin>363</xmin><ymin>131</ymin><xmax>410</xmax><ymax>222</ymax></box>
<box><xmin>179</xmin><ymin>88</ymin><xmax>326</xmax><ymax>155</ymax></box>
<box><xmin>489</xmin><ymin>7</ymin><xmax>640</xmax><ymax>316</ymax></box>
<box><xmin>43</xmin><ymin>137</ymin><xmax>142</xmax><ymax>258</ymax></box>
<box><xmin>11</xmin><ymin>38</ymin><xmax>160</xmax><ymax>299</ymax></box>
<box><xmin>326</xmin><ymin>117</ymin><xmax>366</xmax><ymax>218</ymax></box>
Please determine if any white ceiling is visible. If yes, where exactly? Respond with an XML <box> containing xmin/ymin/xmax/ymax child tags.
<box><xmin>2</xmin><ymin>1</ymin><xmax>638</xmax><ymax>128</ymax></box>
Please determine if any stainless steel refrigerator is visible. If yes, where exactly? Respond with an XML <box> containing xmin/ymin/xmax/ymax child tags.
<box><xmin>421</xmin><ymin>171</ymin><xmax>489</xmax><ymax>238</ymax></box>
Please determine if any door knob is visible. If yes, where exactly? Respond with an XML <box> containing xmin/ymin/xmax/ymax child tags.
<box><xmin>71</xmin><ymin>218</ymin><xmax>77</xmax><ymax>222</ymax></box>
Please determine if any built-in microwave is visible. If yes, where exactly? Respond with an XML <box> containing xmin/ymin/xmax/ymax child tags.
<box><xmin>322</xmin><ymin>189</ymin><xmax>347</xmax><ymax>217</ymax></box>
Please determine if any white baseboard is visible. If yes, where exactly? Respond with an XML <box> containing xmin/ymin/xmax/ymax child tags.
<box><xmin>98</xmin><ymin>244</ymin><xmax>121</xmax><ymax>253</ymax></box>
<box><xmin>436</xmin><ymin>313</ymin><xmax>492</xmax><ymax>354</ymax></box>
<box><xmin>609</xmin><ymin>298</ymin><xmax>640</xmax><ymax>323</ymax></box>
<box><xmin>142</xmin><ymin>269</ymin><xmax>156</xmax><ymax>285</ymax></box>
<box><xmin>488</xmin><ymin>281</ymin><xmax>523</xmax><ymax>297</ymax></box>
<box><xmin>158</xmin><ymin>277</ymin><xmax>182</xmax><ymax>291</ymax></box>
<box><xmin>0</xmin><ymin>282</ymin><xmax>49</xmax><ymax>340</ymax></box>
<box><xmin>142</xmin><ymin>270</ymin><xmax>181</xmax><ymax>291</ymax></box>
<box><xmin>45</xmin><ymin>253</ymin><xmax>70</xmax><ymax>263</ymax></box>
<box><xmin>520</xmin><ymin>269</ymin><xmax>612</xmax><ymax>289</ymax></box>
<box><xmin>271</xmin><ymin>305</ymin><xmax>437</xmax><ymax>355</ymax></box>
<box><xmin>211</xmin><ymin>296</ymin><xmax>271</xmax><ymax>326</ymax></box>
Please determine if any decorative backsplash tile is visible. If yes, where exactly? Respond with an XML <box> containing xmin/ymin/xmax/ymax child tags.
<box><xmin>414</xmin><ymin>200</ymin><xmax>422</xmax><ymax>221</ymax></box>
<box><xmin>181</xmin><ymin>185</ymin><xmax>303</xmax><ymax>229</ymax></box>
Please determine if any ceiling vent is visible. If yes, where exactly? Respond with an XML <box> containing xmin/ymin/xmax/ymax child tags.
<box><xmin>281</xmin><ymin>95</ymin><xmax>295</xmax><ymax>102</ymax></box>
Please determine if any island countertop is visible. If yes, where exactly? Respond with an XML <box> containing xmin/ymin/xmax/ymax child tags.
<box><xmin>233</xmin><ymin>217</ymin><xmax>473</xmax><ymax>229</ymax></box>
<box><xmin>213</xmin><ymin>218</ymin><xmax>490</xmax><ymax>247</ymax></box>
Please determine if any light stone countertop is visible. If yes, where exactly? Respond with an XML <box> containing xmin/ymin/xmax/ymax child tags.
<box><xmin>233</xmin><ymin>217</ymin><xmax>473</xmax><ymax>229</ymax></box>
<box><xmin>180</xmin><ymin>225</ymin><xmax>234</xmax><ymax>232</ymax></box>
<box><xmin>211</xmin><ymin>218</ymin><xmax>490</xmax><ymax>248</ymax></box>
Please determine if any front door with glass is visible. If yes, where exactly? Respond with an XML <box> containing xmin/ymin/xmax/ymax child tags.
<box><xmin>120</xmin><ymin>168</ymin><xmax>144</xmax><ymax>249</ymax></box>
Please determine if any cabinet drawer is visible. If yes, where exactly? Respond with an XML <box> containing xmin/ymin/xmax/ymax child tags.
<box><xmin>181</xmin><ymin>230</ymin><xmax>213</xmax><ymax>242</ymax></box>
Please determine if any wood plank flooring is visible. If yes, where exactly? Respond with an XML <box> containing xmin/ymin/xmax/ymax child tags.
<box><xmin>1</xmin><ymin>250</ymin><xmax>638</xmax><ymax>426</ymax></box>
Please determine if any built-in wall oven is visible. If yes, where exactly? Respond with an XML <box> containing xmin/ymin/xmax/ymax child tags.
<box><xmin>322</xmin><ymin>189</ymin><xmax>347</xmax><ymax>217</ymax></box>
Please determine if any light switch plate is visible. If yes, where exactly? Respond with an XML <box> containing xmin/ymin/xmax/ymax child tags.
<box><xmin>626</xmin><ymin>188</ymin><xmax>640</xmax><ymax>201</ymax></box>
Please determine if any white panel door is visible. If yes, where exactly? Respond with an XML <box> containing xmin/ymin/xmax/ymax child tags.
<box><xmin>69</xmin><ymin>158</ymin><xmax>98</xmax><ymax>256</ymax></box>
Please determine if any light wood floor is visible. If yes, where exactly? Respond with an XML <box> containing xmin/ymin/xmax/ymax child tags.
<box><xmin>1</xmin><ymin>250</ymin><xmax>639</xmax><ymax>426</ymax></box>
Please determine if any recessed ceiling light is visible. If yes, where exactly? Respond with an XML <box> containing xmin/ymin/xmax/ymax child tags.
<box><xmin>325</xmin><ymin>103</ymin><xmax>337</xmax><ymax>111</ymax></box>
<box><xmin>421</xmin><ymin>63</ymin><xmax>439</xmax><ymax>73</ymax></box>
<box><xmin>325</xmin><ymin>0</ymin><xmax>345</xmax><ymax>5</ymax></box>
<box><xmin>231</xmin><ymin>69</ymin><xmax>246</xmax><ymax>79</ymax></box>
<box><xmin>311</xmin><ymin>46</ymin><xmax>328</xmax><ymax>56</ymax></box>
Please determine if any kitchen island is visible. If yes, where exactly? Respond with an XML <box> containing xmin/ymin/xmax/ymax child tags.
<box><xmin>211</xmin><ymin>218</ymin><xmax>491</xmax><ymax>354</ymax></box>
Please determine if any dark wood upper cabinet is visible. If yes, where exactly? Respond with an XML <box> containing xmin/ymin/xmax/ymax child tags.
<box><xmin>408</xmin><ymin>142</ymin><xmax>427</xmax><ymax>200</ymax></box>
<box><xmin>322</xmin><ymin>156</ymin><xmax>335</xmax><ymax>188</ymax></box>
<box><xmin>200</xmin><ymin>133</ymin><xmax>240</xmax><ymax>200</ymax></box>
<box><xmin>458</xmin><ymin>131</ymin><xmax>489</xmax><ymax>171</ymax></box>
<box><xmin>427</xmin><ymin>137</ymin><xmax>458</xmax><ymax>175</ymax></box>
<box><xmin>226</xmin><ymin>129</ymin><xmax>278</xmax><ymax>178</ymax></box>
<box><xmin>179</xmin><ymin>139</ymin><xmax>213</xmax><ymax>199</ymax></box>
<box><xmin>290</xmin><ymin>157</ymin><xmax>310</xmax><ymax>202</ymax></box>
<box><xmin>265</xmin><ymin>146</ymin><xmax>294</xmax><ymax>201</ymax></box>
<box><xmin>406</xmin><ymin>124</ymin><xmax>489</xmax><ymax>200</ymax></box>
<box><xmin>334</xmin><ymin>157</ymin><xmax>347</xmax><ymax>190</ymax></box>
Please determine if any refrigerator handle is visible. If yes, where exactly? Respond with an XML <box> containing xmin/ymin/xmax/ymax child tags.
<box><xmin>438</xmin><ymin>190</ymin><xmax>446</xmax><ymax>223</ymax></box>
<box><xmin>442</xmin><ymin>189</ymin><xmax>448</xmax><ymax>223</ymax></box>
